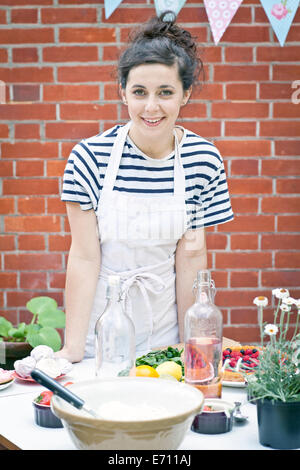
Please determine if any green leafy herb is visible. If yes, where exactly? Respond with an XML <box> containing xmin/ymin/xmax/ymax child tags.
<box><xmin>135</xmin><ymin>346</ymin><xmax>184</xmax><ymax>376</ymax></box>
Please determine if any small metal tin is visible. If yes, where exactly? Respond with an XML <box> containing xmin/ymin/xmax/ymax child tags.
<box><xmin>33</xmin><ymin>401</ymin><xmax>63</xmax><ymax>428</ymax></box>
<box><xmin>191</xmin><ymin>399</ymin><xmax>234</xmax><ymax>434</ymax></box>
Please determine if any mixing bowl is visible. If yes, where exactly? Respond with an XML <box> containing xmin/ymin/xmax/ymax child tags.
<box><xmin>51</xmin><ymin>377</ymin><xmax>204</xmax><ymax>450</ymax></box>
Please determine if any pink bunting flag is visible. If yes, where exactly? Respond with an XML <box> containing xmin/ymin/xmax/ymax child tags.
<box><xmin>204</xmin><ymin>0</ymin><xmax>244</xmax><ymax>45</ymax></box>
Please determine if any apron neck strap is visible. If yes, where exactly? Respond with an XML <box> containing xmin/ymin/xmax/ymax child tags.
<box><xmin>102</xmin><ymin>121</ymin><xmax>185</xmax><ymax>197</ymax></box>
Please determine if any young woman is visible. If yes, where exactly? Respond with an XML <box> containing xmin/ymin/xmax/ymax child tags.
<box><xmin>58</xmin><ymin>12</ymin><xmax>234</xmax><ymax>363</ymax></box>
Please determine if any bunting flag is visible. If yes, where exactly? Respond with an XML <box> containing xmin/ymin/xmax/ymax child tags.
<box><xmin>204</xmin><ymin>0</ymin><xmax>243</xmax><ymax>45</ymax></box>
<box><xmin>154</xmin><ymin>0</ymin><xmax>187</xmax><ymax>19</ymax></box>
<box><xmin>104</xmin><ymin>0</ymin><xmax>123</xmax><ymax>19</ymax></box>
<box><xmin>259</xmin><ymin>0</ymin><xmax>299</xmax><ymax>46</ymax></box>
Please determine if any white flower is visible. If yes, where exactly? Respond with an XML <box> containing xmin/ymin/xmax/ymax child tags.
<box><xmin>272</xmin><ymin>288</ymin><xmax>289</xmax><ymax>299</ymax></box>
<box><xmin>282</xmin><ymin>297</ymin><xmax>296</xmax><ymax>306</ymax></box>
<box><xmin>280</xmin><ymin>304</ymin><xmax>291</xmax><ymax>312</ymax></box>
<box><xmin>253</xmin><ymin>296</ymin><xmax>268</xmax><ymax>307</ymax></box>
<box><xmin>264</xmin><ymin>324</ymin><xmax>278</xmax><ymax>336</ymax></box>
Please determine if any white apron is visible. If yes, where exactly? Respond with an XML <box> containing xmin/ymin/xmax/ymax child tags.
<box><xmin>84</xmin><ymin>121</ymin><xmax>188</xmax><ymax>358</ymax></box>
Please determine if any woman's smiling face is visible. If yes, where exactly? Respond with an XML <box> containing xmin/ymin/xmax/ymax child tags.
<box><xmin>120</xmin><ymin>63</ymin><xmax>191</xmax><ymax>141</ymax></box>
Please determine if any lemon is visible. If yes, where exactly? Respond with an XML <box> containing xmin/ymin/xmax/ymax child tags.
<box><xmin>158</xmin><ymin>373</ymin><xmax>178</xmax><ymax>382</ymax></box>
<box><xmin>156</xmin><ymin>361</ymin><xmax>182</xmax><ymax>381</ymax></box>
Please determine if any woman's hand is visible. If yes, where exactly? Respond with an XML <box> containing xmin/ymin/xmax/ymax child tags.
<box><xmin>54</xmin><ymin>347</ymin><xmax>84</xmax><ymax>364</ymax></box>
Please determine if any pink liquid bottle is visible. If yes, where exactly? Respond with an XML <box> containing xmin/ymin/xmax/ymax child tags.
<box><xmin>184</xmin><ymin>270</ymin><xmax>223</xmax><ymax>398</ymax></box>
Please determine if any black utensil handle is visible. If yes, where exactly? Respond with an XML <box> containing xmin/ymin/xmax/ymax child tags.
<box><xmin>31</xmin><ymin>368</ymin><xmax>85</xmax><ymax>409</ymax></box>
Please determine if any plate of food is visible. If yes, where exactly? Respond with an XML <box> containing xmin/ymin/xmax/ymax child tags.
<box><xmin>0</xmin><ymin>369</ymin><xmax>15</xmax><ymax>390</ymax></box>
<box><xmin>221</xmin><ymin>345</ymin><xmax>261</xmax><ymax>387</ymax></box>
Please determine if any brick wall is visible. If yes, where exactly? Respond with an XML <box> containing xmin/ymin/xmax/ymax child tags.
<box><xmin>0</xmin><ymin>0</ymin><xmax>299</xmax><ymax>344</ymax></box>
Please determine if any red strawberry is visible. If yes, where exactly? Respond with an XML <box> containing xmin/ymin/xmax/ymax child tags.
<box><xmin>243</xmin><ymin>355</ymin><xmax>250</xmax><ymax>362</ymax></box>
<box><xmin>251</xmin><ymin>351</ymin><xmax>259</xmax><ymax>359</ymax></box>
<box><xmin>245</xmin><ymin>349</ymin><xmax>253</xmax><ymax>356</ymax></box>
<box><xmin>229</xmin><ymin>359</ymin><xmax>237</xmax><ymax>368</ymax></box>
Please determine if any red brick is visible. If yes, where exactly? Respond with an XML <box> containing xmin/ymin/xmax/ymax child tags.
<box><xmin>260</xmin><ymin>121</ymin><xmax>300</xmax><ymax>137</ymax></box>
<box><xmin>228</xmin><ymin>178</ymin><xmax>272</xmax><ymax>195</ymax></box>
<box><xmin>0</xmin><ymin>67</ymin><xmax>53</xmax><ymax>83</ymax></box>
<box><xmin>103</xmin><ymin>7</ymin><xmax>157</xmax><ymax>23</ymax></box>
<box><xmin>214</xmin><ymin>65</ymin><xmax>269</xmax><ymax>82</ymax></box>
<box><xmin>262</xmin><ymin>159</ymin><xmax>300</xmax><ymax>176</ymax></box>
<box><xmin>225</xmin><ymin>121</ymin><xmax>256</xmax><ymax>137</ymax></box>
<box><xmin>262</xmin><ymin>196</ymin><xmax>300</xmax><ymax>213</ymax></box>
<box><xmin>177</xmin><ymin>120</ymin><xmax>221</xmax><ymax>138</ymax></box>
<box><xmin>231</xmin><ymin>271</ymin><xmax>259</xmax><ymax>288</ymax></box>
<box><xmin>17</xmin><ymin>197</ymin><xmax>45</xmax><ymax>214</ymax></box>
<box><xmin>49</xmin><ymin>234</ymin><xmax>71</xmax><ymax>251</ymax></box>
<box><xmin>104</xmin><ymin>83</ymin><xmax>120</xmax><ymax>101</ymax></box>
<box><xmin>0</xmin><ymin>10</ymin><xmax>6</xmax><ymax>23</ymax></box>
<box><xmin>222</xmin><ymin>25</ymin><xmax>270</xmax><ymax>42</ymax></box>
<box><xmin>47</xmin><ymin>161</ymin><xmax>66</xmax><ymax>177</ymax></box>
<box><xmin>226</xmin><ymin>83</ymin><xmax>256</xmax><ymax>101</ymax></box>
<box><xmin>273</xmin><ymin>65</ymin><xmax>300</xmax><ymax>81</ymax></box>
<box><xmin>180</xmin><ymin>103</ymin><xmax>207</xmax><ymax>119</ymax></box>
<box><xmin>16</xmin><ymin>160</ymin><xmax>44</xmax><ymax>177</ymax></box>
<box><xmin>5</xmin><ymin>215</ymin><xmax>61</xmax><ymax>233</ymax></box>
<box><xmin>0</xmin><ymin>124</ymin><xmax>9</xmax><ymax>138</ymax></box>
<box><xmin>191</xmin><ymin>83</ymin><xmax>223</xmax><ymax>100</ymax></box>
<box><xmin>12</xmin><ymin>47</ymin><xmax>38</xmax><ymax>63</ymax></box>
<box><xmin>11</xmin><ymin>8</ymin><xmax>38</xmax><ymax>23</ymax></box>
<box><xmin>212</xmin><ymin>102</ymin><xmax>268</xmax><ymax>119</ymax></box>
<box><xmin>0</xmin><ymin>49</ymin><xmax>8</xmax><ymax>62</ymax></box>
<box><xmin>0</xmin><ymin>161</ymin><xmax>13</xmax><ymax>176</ymax></box>
<box><xmin>0</xmin><ymin>28</ymin><xmax>54</xmax><ymax>44</ymax></box>
<box><xmin>60</xmin><ymin>103</ymin><xmax>117</xmax><ymax>120</ymax></box>
<box><xmin>49</xmin><ymin>272</ymin><xmax>66</xmax><ymax>289</ymax></box>
<box><xmin>222</xmin><ymin>326</ymin><xmax>260</xmax><ymax>344</ymax></box>
<box><xmin>210</xmin><ymin>271</ymin><xmax>228</xmax><ymax>288</ymax></box>
<box><xmin>41</xmin><ymin>7</ymin><xmax>97</xmax><ymax>23</ymax></box>
<box><xmin>18</xmin><ymin>234</ymin><xmax>45</xmax><ymax>250</ymax></box>
<box><xmin>14</xmin><ymin>124</ymin><xmax>40</xmax><ymax>139</ymax></box>
<box><xmin>275</xmin><ymin>141</ymin><xmax>300</xmax><ymax>156</ymax></box>
<box><xmin>45</xmin><ymin>122</ymin><xmax>100</xmax><ymax>139</ymax></box>
<box><xmin>57</xmin><ymin>65</ymin><xmax>115</xmax><ymax>83</ymax></box>
<box><xmin>47</xmin><ymin>197</ymin><xmax>67</xmax><ymax>214</ymax></box>
<box><xmin>276</xmin><ymin>179</ymin><xmax>300</xmax><ymax>194</ymax></box>
<box><xmin>2</xmin><ymin>142</ymin><xmax>58</xmax><ymax>159</ymax></box>
<box><xmin>20</xmin><ymin>272</ymin><xmax>47</xmax><ymax>289</ymax></box>
<box><xmin>231</xmin><ymin>160</ymin><xmax>258</xmax><ymax>175</ymax></box>
<box><xmin>44</xmin><ymin>84</ymin><xmax>99</xmax><ymax>101</ymax></box>
<box><xmin>206</xmin><ymin>233</ymin><xmax>227</xmax><ymax>250</ymax></box>
<box><xmin>43</xmin><ymin>46</ymin><xmax>98</xmax><ymax>62</ymax></box>
<box><xmin>0</xmin><ymin>235</ymin><xmax>15</xmax><ymax>251</ymax></box>
<box><xmin>5</xmin><ymin>253</ymin><xmax>62</xmax><ymax>270</ymax></box>
<box><xmin>257</xmin><ymin>46</ymin><xmax>300</xmax><ymax>62</ymax></box>
<box><xmin>215</xmin><ymin>252</ymin><xmax>272</xmax><ymax>269</ymax></box>
<box><xmin>0</xmin><ymin>198</ymin><xmax>14</xmax><ymax>214</ymax></box>
<box><xmin>262</xmin><ymin>234</ymin><xmax>300</xmax><ymax>250</ymax></box>
<box><xmin>13</xmin><ymin>84</ymin><xmax>40</xmax><ymax>102</ymax></box>
<box><xmin>215</xmin><ymin>289</ymin><xmax>262</xmax><ymax>307</ymax></box>
<box><xmin>3</xmin><ymin>179</ymin><xmax>58</xmax><ymax>195</ymax></box>
<box><xmin>59</xmin><ymin>28</ymin><xmax>115</xmax><ymax>43</ymax></box>
<box><xmin>217</xmin><ymin>215</ymin><xmax>274</xmax><ymax>232</ymax></box>
<box><xmin>6</xmin><ymin>291</ymin><xmax>45</xmax><ymax>308</ymax></box>
<box><xmin>216</xmin><ymin>140</ymin><xmax>271</xmax><ymax>157</ymax></box>
<box><xmin>262</xmin><ymin>271</ymin><xmax>300</xmax><ymax>287</ymax></box>
<box><xmin>230</xmin><ymin>308</ymin><xmax>258</xmax><ymax>325</ymax></box>
<box><xmin>0</xmin><ymin>104</ymin><xmax>55</xmax><ymax>121</ymax></box>
<box><xmin>278</xmin><ymin>216</ymin><xmax>300</xmax><ymax>232</ymax></box>
<box><xmin>259</xmin><ymin>83</ymin><xmax>294</xmax><ymax>100</ymax></box>
<box><xmin>225</xmin><ymin>47</ymin><xmax>253</xmax><ymax>62</ymax></box>
<box><xmin>231</xmin><ymin>234</ymin><xmax>258</xmax><ymax>250</ymax></box>
<box><xmin>274</xmin><ymin>103</ymin><xmax>300</xmax><ymax>118</ymax></box>
<box><xmin>0</xmin><ymin>273</ymin><xmax>17</xmax><ymax>288</ymax></box>
<box><xmin>275</xmin><ymin>252</ymin><xmax>300</xmax><ymax>269</ymax></box>
<box><xmin>231</xmin><ymin>197</ymin><xmax>258</xmax><ymax>214</ymax></box>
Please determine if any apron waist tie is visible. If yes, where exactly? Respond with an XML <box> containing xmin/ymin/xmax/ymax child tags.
<box><xmin>121</xmin><ymin>272</ymin><xmax>167</xmax><ymax>351</ymax></box>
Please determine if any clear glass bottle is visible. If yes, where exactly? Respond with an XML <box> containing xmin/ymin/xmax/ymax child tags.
<box><xmin>95</xmin><ymin>275</ymin><xmax>135</xmax><ymax>378</ymax></box>
<box><xmin>184</xmin><ymin>270</ymin><xmax>223</xmax><ymax>398</ymax></box>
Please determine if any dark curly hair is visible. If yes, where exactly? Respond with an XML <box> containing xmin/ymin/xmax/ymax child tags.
<box><xmin>118</xmin><ymin>11</ymin><xmax>204</xmax><ymax>91</ymax></box>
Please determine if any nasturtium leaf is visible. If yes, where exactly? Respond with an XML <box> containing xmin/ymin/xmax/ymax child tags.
<box><xmin>27</xmin><ymin>326</ymin><xmax>62</xmax><ymax>352</ymax></box>
<box><xmin>26</xmin><ymin>297</ymin><xmax>58</xmax><ymax>316</ymax></box>
<box><xmin>38</xmin><ymin>308</ymin><xmax>65</xmax><ymax>329</ymax></box>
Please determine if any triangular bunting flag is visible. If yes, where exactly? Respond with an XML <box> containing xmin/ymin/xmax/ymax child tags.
<box><xmin>154</xmin><ymin>0</ymin><xmax>187</xmax><ymax>19</ymax></box>
<box><xmin>104</xmin><ymin>0</ymin><xmax>123</xmax><ymax>20</ymax></box>
<box><xmin>204</xmin><ymin>0</ymin><xmax>243</xmax><ymax>45</ymax></box>
<box><xmin>260</xmin><ymin>0</ymin><xmax>299</xmax><ymax>46</ymax></box>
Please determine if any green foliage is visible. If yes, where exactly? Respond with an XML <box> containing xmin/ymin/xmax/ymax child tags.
<box><xmin>247</xmin><ymin>293</ymin><xmax>300</xmax><ymax>403</ymax></box>
<box><xmin>0</xmin><ymin>296</ymin><xmax>65</xmax><ymax>352</ymax></box>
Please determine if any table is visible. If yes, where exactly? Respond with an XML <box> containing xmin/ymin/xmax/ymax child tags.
<box><xmin>0</xmin><ymin>358</ymin><xmax>282</xmax><ymax>450</ymax></box>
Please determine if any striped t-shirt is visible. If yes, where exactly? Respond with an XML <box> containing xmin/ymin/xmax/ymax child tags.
<box><xmin>61</xmin><ymin>124</ymin><xmax>234</xmax><ymax>230</ymax></box>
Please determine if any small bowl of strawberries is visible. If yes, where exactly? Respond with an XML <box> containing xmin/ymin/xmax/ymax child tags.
<box><xmin>33</xmin><ymin>382</ymin><xmax>73</xmax><ymax>428</ymax></box>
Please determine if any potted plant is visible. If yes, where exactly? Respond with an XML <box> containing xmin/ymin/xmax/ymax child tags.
<box><xmin>247</xmin><ymin>289</ymin><xmax>300</xmax><ymax>449</ymax></box>
<box><xmin>0</xmin><ymin>296</ymin><xmax>65</xmax><ymax>370</ymax></box>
